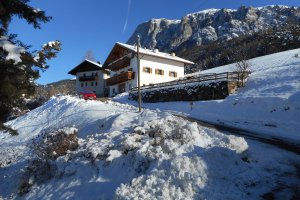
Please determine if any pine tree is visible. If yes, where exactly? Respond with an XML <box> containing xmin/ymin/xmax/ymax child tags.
<box><xmin>0</xmin><ymin>0</ymin><xmax>61</xmax><ymax>123</ymax></box>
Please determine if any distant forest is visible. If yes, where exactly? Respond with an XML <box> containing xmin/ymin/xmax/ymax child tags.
<box><xmin>179</xmin><ymin>24</ymin><xmax>300</xmax><ymax>73</ymax></box>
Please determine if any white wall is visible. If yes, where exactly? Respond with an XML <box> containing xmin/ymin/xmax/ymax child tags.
<box><xmin>76</xmin><ymin>70</ymin><xmax>108</xmax><ymax>96</ymax></box>
<box><xmin>139</xmin><ymin>55</ymin><xmax>185</xmax><ymax>86</ymax></box>
<box><xmin>108</xmin><ymin>55</ymin><xmax>185</xmax><ymax>97</ymax></box>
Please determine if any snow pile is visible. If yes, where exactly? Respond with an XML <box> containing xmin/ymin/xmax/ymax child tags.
<box><xmin>0</xmin><ymin>36</ymin><xmax>25</xmax><ymax>64</ymax></box>
<box><xmin>115</xmin><ymin>116</ymin><xmax>249</xmax><ymax>199</ymax></box>
<box><xmin>115</xmin><ymin>49</ymin><xmax>300</xmax><ymax>142</ymax></box>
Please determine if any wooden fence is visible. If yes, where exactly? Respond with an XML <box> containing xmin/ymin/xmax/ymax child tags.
<box><xmin>130</xmin><ymin>71</ymin><xmax>250</xmax><ymax>93</ymax></box>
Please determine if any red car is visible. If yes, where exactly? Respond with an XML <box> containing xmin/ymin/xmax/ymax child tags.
<box><xmin>79</xmin><ymin>91</ymin><xmax>97</xmax><ymax>100</ymax></box>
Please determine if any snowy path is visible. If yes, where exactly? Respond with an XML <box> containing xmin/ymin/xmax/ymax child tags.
<box><xmin>176</xmin><ymin>114</ymin><xmax>300</xmax><ymax>155</ymax></box>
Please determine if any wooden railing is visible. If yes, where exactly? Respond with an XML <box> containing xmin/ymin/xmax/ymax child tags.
<box><xmin>106</xmin><ymin>71</ymin><xmax>135</xmax><ymax>86</ymax></box>
<box><xmin>130</xmin><ymin>71</ymin><xmax>250</xmax><ymax>92</ymax></box>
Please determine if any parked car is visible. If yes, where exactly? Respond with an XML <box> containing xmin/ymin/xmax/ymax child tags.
<box><xmin>79</xmin><ymin>91</ymin><xmax>96</xmax><ymax>100</ymax></box>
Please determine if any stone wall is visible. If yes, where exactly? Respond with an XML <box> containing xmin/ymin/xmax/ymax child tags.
<box><xmin>129</xmin><ymin>81</ymin><xmax>236</xmax><ymax>103</ymax></box>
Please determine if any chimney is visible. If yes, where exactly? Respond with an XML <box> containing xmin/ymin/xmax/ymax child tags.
<box><xmin>171</xmin><ymin>52</ymin><xmax>176</xmax><ymax>56</ymax></box>
<box><xmin>153</xmin><ymin>49</ymin><xmax>159</xmax><ymax>53</ymax></box>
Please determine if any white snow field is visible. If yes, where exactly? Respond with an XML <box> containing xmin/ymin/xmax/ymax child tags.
<box><xmin>115</xmin><ymin>48</ymin><xmax>300</xmax><ymax>143</ymax></box>
<box><xmin>0</xmin><ymin>95</ymin><xmax>299</xmax><ymax>199</ymax></box>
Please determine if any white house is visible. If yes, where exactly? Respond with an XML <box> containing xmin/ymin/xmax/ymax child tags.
<box><xmin>68</xmin><ymin>59</ymin><xmax>110</xmax><ymax>97</ymax></box>
<box><xmin>102</xmin><ymin>43</ymin><xmax>194</xmax><ymax>97</ymax></box>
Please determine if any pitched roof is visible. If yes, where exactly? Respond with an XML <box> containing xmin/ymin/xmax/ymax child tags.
<box><xmin>116</xmin><ymin>42</ymin><xmax>194</xmax><ymax>65</ymax></box>
<box><xmin>68</xmin><ymin>59</ymin><xmax>108</xmax><ymax>75</ymax></box>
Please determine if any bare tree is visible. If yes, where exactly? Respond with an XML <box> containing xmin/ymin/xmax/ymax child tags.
<box><xmin>83</xmin><ymin>50</ymin><xmax>96</xmax><ymax>61</ymax></box>
<box><xmin>232</xmin><ymin>45</ymin><xmax>251</xmax><ymax>87</ymax></box>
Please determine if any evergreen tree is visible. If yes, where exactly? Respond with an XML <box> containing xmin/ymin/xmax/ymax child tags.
<box><xmin>0</xmin><ymin>0</ymin><xmax>61</xmax><ymax>123</ymax></box>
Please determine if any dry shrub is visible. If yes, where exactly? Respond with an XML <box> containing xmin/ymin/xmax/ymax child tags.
<box><xmin>31</xmin><ymin>128</ymin><xmax>78</xmax><ymax>160</ymax></box>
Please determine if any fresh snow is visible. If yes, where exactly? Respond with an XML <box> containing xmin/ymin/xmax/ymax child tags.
<box><xmin>0</xmin><ymin>95</ymin><xmax>299</xmax><ymax>199</ymax></box>
<box><xmin>115</xmin><ymin>48</ymin><xmax>300</xmax><ymax>142</ymax></box>
<box><xmin>0</xmin><ymin>37</ymin><xmax>25</xmax><ymax>64</ymax></box>
<box><xmin>42</xmin><ymin>41</ymin><xmax>58</xmax><ymax>48</ymax></box>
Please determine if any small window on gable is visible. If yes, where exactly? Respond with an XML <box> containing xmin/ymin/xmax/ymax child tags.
<box><xmin>143</xmin><ymin>67</ymin><xmax>152</xmax><ymax>73</ymax></box>
<box><xmin>155</xmin><ymin>69</ymin><xmax>164</xmax><ymax>75</ymax></box>
<box><xmin>169</xmin><ymin>71</ymin><xmax>177</xmax><ymax>77</ymax></box>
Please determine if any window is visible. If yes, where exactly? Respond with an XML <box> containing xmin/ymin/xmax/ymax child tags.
<box><xmin>169</xmin><ymin>71</ymin><xmax>177</xmax><ymax>77</ymax></box>
<box><xmin>83</xmin><ymin>73</ymin><xmax>86</xmax><ymax>77</ymax></box>
<box><xmin>128</xmin><ymin>68</ymin><xmax>133</xmax><ymax>72</ymax></box>
<box><xmin>81</xmin><ymin>83</ymin><xmax>83</xmax><ymax>87</ymax></box>
<box><xmin>91</xmin><ymin>82</ymin><xmax>94</xmax><ymax>86</ymax></box>
<box><xmin>85</xmin><ymin>83</ymin><xmax>87</xmax><ymax>87</ymax></box>
<box><xmin>129</xmin><ymin>83</ymin><xmax>132</xmax><ymax>90</ymax></box>
<box><xmin>112</xmin><ymin>88</ymin><xmax>115</xmax><ymax>94</ymax></box>
<box><xmin>143</xmin><ymin>67</ymin><xmax>152</xmax><ymax>73</ymax></box>
<box><xmin>155</xmin><ymin>69</ymin><xmax>164</xmax><ymax>75</ymax></box>
<box><xmin>95</xmin><ymin>82</ymin><xmax>98</xmax><ymax>86</ymax></box>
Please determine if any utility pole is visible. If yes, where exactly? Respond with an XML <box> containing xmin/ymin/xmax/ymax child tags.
<box><xmin>137</xmin><ymin>35</ymin><xmax>142</xmax><ymax>112</ymax></box>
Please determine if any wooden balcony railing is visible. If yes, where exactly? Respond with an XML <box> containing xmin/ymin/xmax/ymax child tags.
<box><xmin>79</xmin><ymin>75</ymin><xmax>97</xmax><ymax>81</ymax></box>
<box><xmin>106</xmin><ymin>71</ymin><xmax>135</xmax><ymax>86</ymax></box>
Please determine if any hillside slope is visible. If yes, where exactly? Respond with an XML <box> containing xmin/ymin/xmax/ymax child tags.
<box><xmin>115</xmin><ymin>48</ymin><xmax>300</xmax><ymax>142</ymax></box>
<box><xmin>1</xmin><ymin>96</ymin><xmax>299</xmax><ymax>199</ymax></box>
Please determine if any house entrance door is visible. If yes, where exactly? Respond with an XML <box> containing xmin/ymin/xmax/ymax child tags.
<box><xmin>118</xmin><ymin>83</ymin><xmax>126</xmax><ymax>93</ymax></box>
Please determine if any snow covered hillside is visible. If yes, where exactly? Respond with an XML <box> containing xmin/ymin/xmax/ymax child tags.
<box><xmin>1</xmin><ymin>96</ymin><xmax>299</xmax><ymax>199</ymax></box>
<box><xmin>115</xmin><ymin>48</ymin><xmax>300</xmax><ymax>142</ymax></box>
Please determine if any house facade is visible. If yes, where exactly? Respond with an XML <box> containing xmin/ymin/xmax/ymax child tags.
<box><xmin>102</xmin><ymin>43</ymin><xmax>194</xmax><ymax>97</ymax></box>
<box><xmin>68</xmin><ymin>59</ymin><xmax>110</xmax><ymax>97</ymax></box>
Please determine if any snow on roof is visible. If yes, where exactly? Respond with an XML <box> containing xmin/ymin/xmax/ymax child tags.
<box><xmin>116</xmin><ymin>42</ymin><xmax>194</xmax><ymax>65</ymax></box>
<box><xmin>85</xmin><ymin>59</ymin><xmax>102</xmax><ymax>67</ymax></box>
<box><xmin>0</xmin><ymin>36</ymin><xmax>25</xmax><ymax>64</ymax></box>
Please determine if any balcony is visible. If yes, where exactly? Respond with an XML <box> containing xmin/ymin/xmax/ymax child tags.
<box><xmin>106</xmin><ymin>71</ymin><xmax>135</xmax><ymax>86</ymax></box>
<box><xmin>79</xmin><ymin>74</ymin><xmax>97</xmax><ymax>82</ymax></box>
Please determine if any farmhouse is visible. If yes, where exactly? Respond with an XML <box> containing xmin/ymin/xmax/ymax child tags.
<box><xmin>102</xmin><ymin>43</ymin><xmax>194</xmax><ymax>97</ymax></box>
<box><xmin>68</xmin><ymin>59</ymin><xmax>110</xmax><ymax>97</ymax></box>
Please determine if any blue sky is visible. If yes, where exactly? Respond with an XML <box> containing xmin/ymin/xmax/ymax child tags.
<box><xmin>9</xmin><ymin>0</ymin><xmax>300</xmax><ymax>84</ymax></box>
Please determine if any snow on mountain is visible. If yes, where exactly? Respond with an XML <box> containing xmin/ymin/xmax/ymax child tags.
<box><xmin>1</xmin><ymin>94</ymin><xmax>299</xmax><ymax>199</ymax></box>
<box><xmin>127</xmin><ymin>5</ymin><xmax>300</xmax><ymax>52</ymax></box>
<box><xmin>115</xmin><ymin>48</ymin><xmax>300</xmax><ymax>142</ymax></box>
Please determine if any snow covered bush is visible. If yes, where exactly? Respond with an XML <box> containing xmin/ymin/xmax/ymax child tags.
<box><xmin>31</xmin><ymin>127</ymin><xmax>78</xmax><ymax>160</ymax></box>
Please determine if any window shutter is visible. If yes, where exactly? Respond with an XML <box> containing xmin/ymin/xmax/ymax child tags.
<box><xmin>162</xmin><ymin>70</ymin><xmax>164</xmax><ymax>75</ymax></box>
<box><xmin>150</xmin><ymin>68</ymin><xmax>152</xmax><ymax>73</ymax></box>
<box><xmin>175</xmin><ymin>72</ymin><xmax>177</xmax><ymax>77</ymax></box>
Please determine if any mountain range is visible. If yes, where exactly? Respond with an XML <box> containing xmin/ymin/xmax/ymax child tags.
<box><xmin>127</xmin><ymin>5</ymin><xmax>300</xmax><ymax>52</ymax></box>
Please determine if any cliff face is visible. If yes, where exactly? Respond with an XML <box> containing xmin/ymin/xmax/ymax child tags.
<box><xmin>127</xmin><ymin>5</ymin><xmax>300</xmax><ymax>53</ymax></box>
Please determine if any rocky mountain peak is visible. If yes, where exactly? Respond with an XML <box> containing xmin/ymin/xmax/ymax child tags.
<box><xmin>127</xmin><ymin>5</ymin><xmax>300</xmax><ymax>53</ymax></box>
